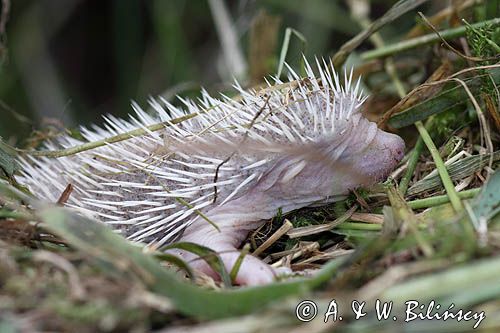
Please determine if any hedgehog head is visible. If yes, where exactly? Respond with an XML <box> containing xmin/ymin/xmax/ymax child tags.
<box><xmin>326</xmin><ymin>113</ymin><xmax>405</xmax><ymax>191</ymax></box>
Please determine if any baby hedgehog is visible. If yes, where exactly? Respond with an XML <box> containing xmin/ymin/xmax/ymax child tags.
<box><xmin>18</xmin><ymin>59</ymin><xmax>405</xmax><ymax>285</ymax></box>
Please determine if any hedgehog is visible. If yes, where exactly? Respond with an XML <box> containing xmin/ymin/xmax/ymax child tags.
<box><xmin>17</xmin><ymin>59</ymin><xmax>405</xmax><ymax>286</ymax></box>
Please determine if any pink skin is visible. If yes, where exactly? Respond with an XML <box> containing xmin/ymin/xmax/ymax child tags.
<box><xmin>173</xmin><ymin>116</ymin><xmax>405</xmax><ymax>285</ymax></box>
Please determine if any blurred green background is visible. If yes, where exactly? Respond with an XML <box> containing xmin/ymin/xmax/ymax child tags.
<box><xmin>0</xmin><ymin>0</ymin><xmax>435</xmax><ymax>145</ymax></box>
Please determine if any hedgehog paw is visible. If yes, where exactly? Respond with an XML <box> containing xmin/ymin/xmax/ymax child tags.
<box><xmin>187</xmin><ymin>249</ymin><xmax>288</xmax><ymax>286</ymax></box>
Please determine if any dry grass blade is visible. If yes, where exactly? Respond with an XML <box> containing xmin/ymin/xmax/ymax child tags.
<box><xmin>253</xmin><ymin>220</ymin><xmax>293</xmax><ymax>256</ymax></box>
<box><xmin>294</xmin><ymin>246</ymin><xmax>354</xmax><ymax>266</ymax></box>
<box><xmin>451</xmin><ymin>77</ymin><xmax>494</xmax><ymax>168</ymax></box>
<box><xmin>387</xmin><ymin>186</ymin><xmax>434</xmax><ymax>257</ymax></box>
<box><xmin>350</xmin><ymin>212</ymin><xmax>384</xmax><ymax>224</ymax></box>
<box><xmin>483</xmin><ymin>93</ymin><xmax>500</xmax><ymax>132</ymax></box>
<box><xmin>270</xmin><ymin>242</ymin><xmax>320</xmax><ymax>267</ymax></box>
<box><xmin>408</xmin><ymin>151</ymin><xmax>500</xmax><ymax>196</ymax></box>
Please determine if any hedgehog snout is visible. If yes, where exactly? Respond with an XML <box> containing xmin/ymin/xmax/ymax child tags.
<box><xmin>371</xmin><ymin>130</ymin><xmax>405</xmax><ymax>180</ymax></box>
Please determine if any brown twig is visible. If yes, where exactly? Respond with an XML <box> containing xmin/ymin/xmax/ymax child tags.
<box><xmin>212</xmin><ymin>95</ymin><xmax>271</xmax><ymax>203</ymax></box>
<box><xmin>57</xmin><ymin>184</ymin><xmax>74</xmax><ymax>205</ymax></box>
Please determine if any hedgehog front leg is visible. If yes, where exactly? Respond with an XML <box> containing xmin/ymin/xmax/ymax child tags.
<box><xmin>171</xmin><ymin>190</ymin><xmax>286</xmax><ymax>286</ymax></box>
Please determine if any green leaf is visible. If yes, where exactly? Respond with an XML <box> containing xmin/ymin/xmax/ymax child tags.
<box><xmin>160</xmin><ymin>242</ymin><xmax>232</xmax><ymax>287</ymax></box>
<box><xmin>471</xmin><ymin>169</ymin><xmax>500</xmax><ymax>221</ymax></box>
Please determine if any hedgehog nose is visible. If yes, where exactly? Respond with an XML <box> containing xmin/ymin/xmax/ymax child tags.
<box><xmin>391</xmin><ymin>135</ymin><xmax>406</xmax><ymax>164</ymax></box>
<box><xmin>374</xmin><ymin>131</ymin><xmax>405</xmax><ymax>181</ymax></box>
